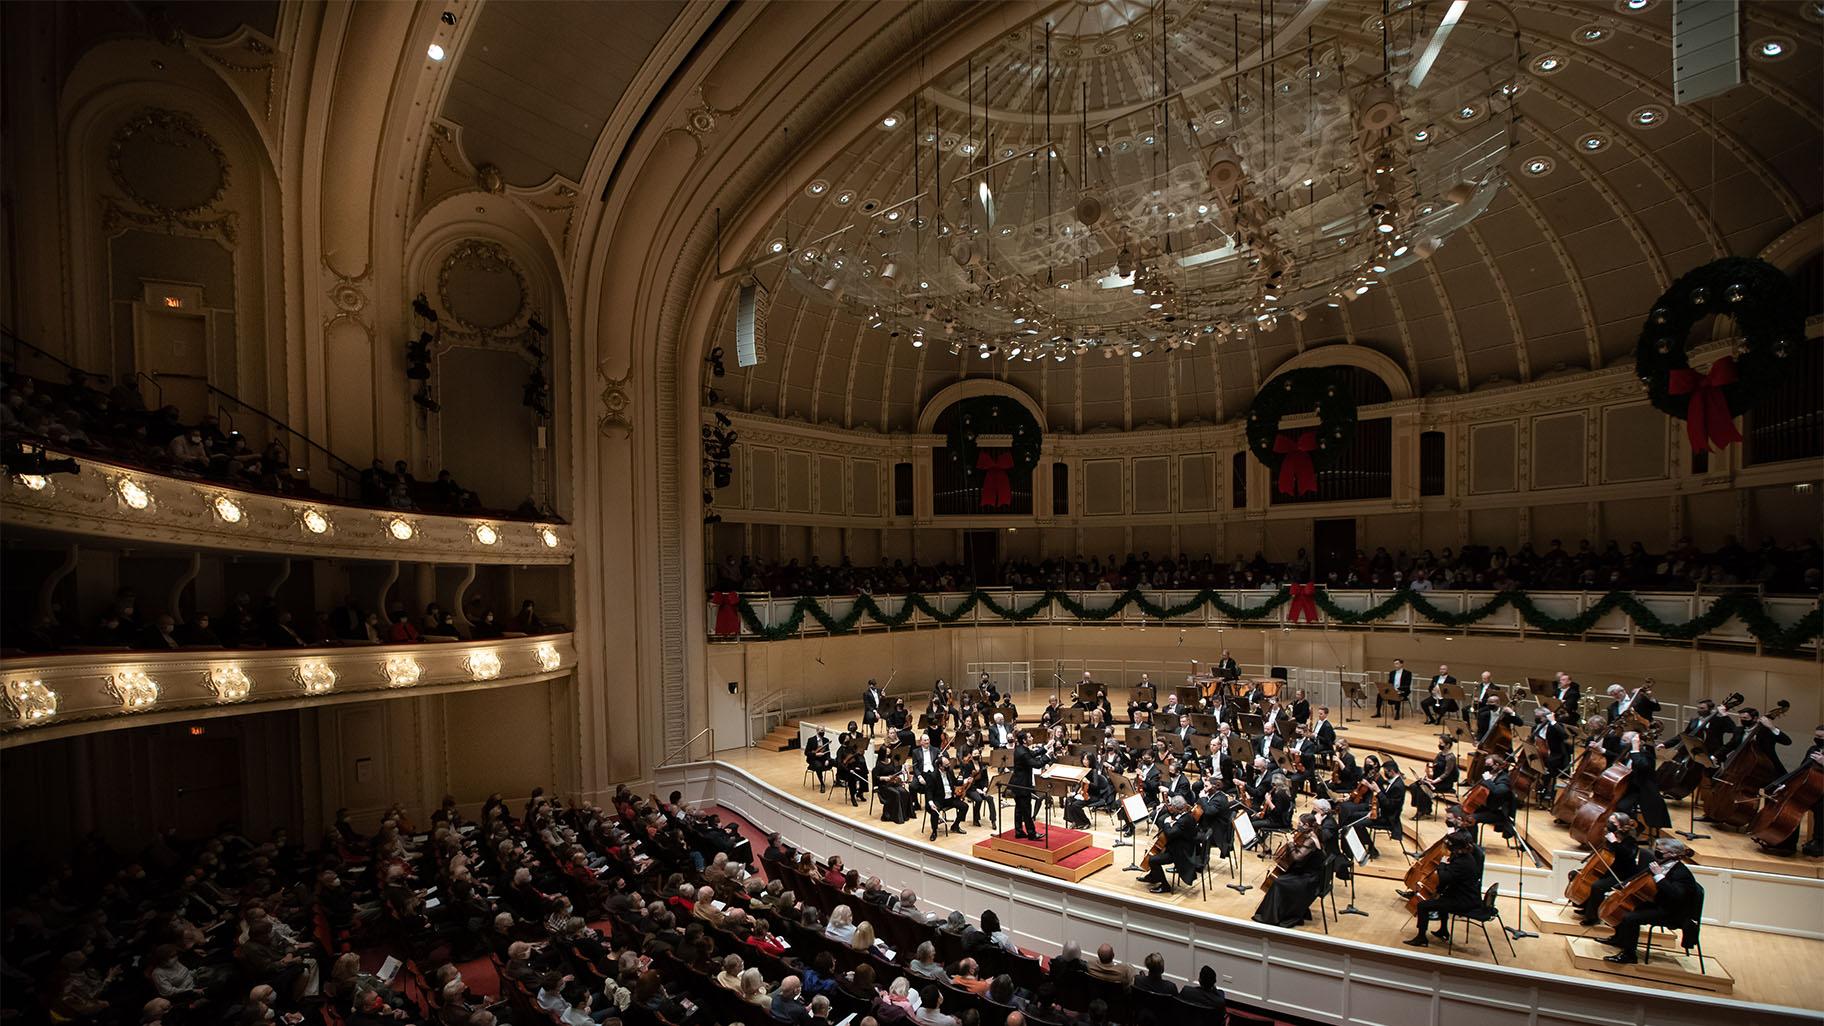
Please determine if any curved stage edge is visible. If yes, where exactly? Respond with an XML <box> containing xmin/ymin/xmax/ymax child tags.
<box><xmin>653</xmin><ymin>758</ymin><xmax>1819</xmax><ymax>1026</ymax></box>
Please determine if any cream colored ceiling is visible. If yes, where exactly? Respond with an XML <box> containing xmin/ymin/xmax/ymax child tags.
<box><xmin>439</xmin><ymin>0</ymin><xmax>687</xmax><ymax>187</ymax></box>
<box><xmin>715</xmin><ymin>0</ymin><xmax>1822</xmax><ymax>434</ymax></box>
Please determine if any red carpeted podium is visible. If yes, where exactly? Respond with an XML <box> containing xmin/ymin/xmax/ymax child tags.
<box><xmin>971</xmin><ymin>826</ymin><xmax>1113</xmax><ymax>882</ymax></box>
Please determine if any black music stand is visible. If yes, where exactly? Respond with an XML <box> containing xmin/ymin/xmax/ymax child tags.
<box><xmin>1125</xmin><ymin>727</ymin><xmax>1155</xmax><ymax>751</ymax></box>
<box><xmin>1375</xmin><ymin>683</ymin><xmax>1401</xmax><ymax>729</ymax></box>
<box><xmin>1135</xmin><ymin>685</ymin><xmax>1157</xmax><ymax>706</ymax></box>
<box><xmin>1342</xmin><ymin>681</ymin><xmax>1368</xmax><ymax>728</ymax></box>
<box><xmin>1338</xmin><ymin>814</ymin><xmax>1372</xmax><ymax>917</ymax></box>
<box><xmin>988</xmin><ymin>748</ymin><xmax>1013</xmax><ymax>827</ymax></box>
<box><xmin>1676</xmin><ymin>737</ymin><xmax>1715</xmax><ymax>842</ymax></box>
<box><xmin>1038</xmin><ymin>776</ymin><xmax>1075</xmax><ymax>850</ymax></box>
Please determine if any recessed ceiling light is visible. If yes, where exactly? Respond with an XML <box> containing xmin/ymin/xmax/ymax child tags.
<box><xmin>1531</xmin><ymin>54</ymin><xmax>1565</xmax><ymax>74</ymax></box>
<box><xmin>1000</xmin><ymin>147</ymin><xmax>1016</xmax><ymax>158</ymax></box>
<box><xmin>1412</xmin><ymin>128</ymin><xmax>1430</xmax><ymax>142</ymax></box>
<box><xmin>1630</xmin><ymin>104</ymin><xmax>1666</xmax><ymax>127</ymax></box>
<box><xmin>833</xmin><ymin>191</ymin><xmax>854</xmax><ymax>206</ymax></box>
<box><xmin>880</xmin><ymin>113</ymin><xmax>902</xmax><ymax>129</ymax></box>
<box><xmin>1752</xmin><ymin>37</ymin><xmax>1791</xmax><ymax>61</ymax></box>
<box><xmin>767</xmin><ymin>238</ymin><xmax>786</xmax><ymax>254</ymax></box>
<box><xmin>1618</xmin><ymin>0</ymin><xmax>1652</xmax><ymax>10</ymax></box>
<box><xmin>1521</xmin><ymin>157</ymin><xmax>1553</xmax><ymax>177</ymax></box>
<box><xmin>427</xmin><ymin>43</ymin><xmax>446</xmax><ymax>61</ymax></box>
<box><xmin>959</xmin><ymin>142</ymin><xmax>976</xmax><ymax>155</ymax></box>
<box><xmin>1457</xmin><ymin>104</ymin><xmax>1480</xmax><ymax>120</ymax></box>
<box><xmin>1577</xmin><ymin>26</ymin><xmax>1610</xmax><ymax>44</ymax></box>
<box><xmin>806</xmin><ymin>180</ymin><xmax>828</xmax><ymax>196</ymax></box>
<box><xmin>1579</xmin><ymin>133</ymin><xmax>1609</xmax><ymax>152</ymax></box>
<box><xmin>884</xmin><ymin>210</ymin><xmax>901</xmax><ymax>221</ymax></box>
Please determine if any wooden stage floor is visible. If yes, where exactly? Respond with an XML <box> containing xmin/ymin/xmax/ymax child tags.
<box><xmin>714</xmin><ymin>692</ymin><xmax>1824</xmax><ymax>1014</ymax></box>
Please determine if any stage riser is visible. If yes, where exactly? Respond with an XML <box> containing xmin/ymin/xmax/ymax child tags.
<box><xmin>1567</xmin><ymin>936</ymin><xmax>1734</xmax><ymax>994</ymax></box>
<box><xmin>1549</xmin><ymin>852</ymin><xmax>1824</xmax><ymax>940</ymax></box>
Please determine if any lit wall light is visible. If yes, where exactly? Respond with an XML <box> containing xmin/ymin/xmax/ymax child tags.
<box><xmin>117</xmin><ymin>479</ymin><xmax>151</xmax><ymax>509</ymax></box>
<box><xmin>296</xmin><ymin>661</ymin><xmax>337</xmax><ymax>694</ymax></box>
<box><xmin>464</xmin><ymin>650</ymin><xmax>503</xmax><ymax>681</ymax></box>
<box><xmin>534</xmin><ymin>644</ymin><xmax>562</xmax><ymax>672</ymax></box>
<box><xmin>212</xmin><ymin>496</ymin><xmax>244</xmax><ymax>524</ymax></box>
<box><xmin>106</xmin><ymin>669</ymin><xmax>160</xmax><ymax>710</ymax></box>
<box><xmin>474</xmin><ymin>523</ymin><xmax>499</xmax><ymax>546</ymax></box>
<box><xmin>16</xmin><ymin>474</ymin><xmax>49</xmax><ymax>491</ymax></box>
<box><xmin>388</xmin><ymin>517</ymin><xmax>416</xmax><ymax>540</ymax></box>
<box><xmin>206</xmin><ymin>665</ymin><xmax>252</xmax><ymax>702</ymax></box>
<box><xmin>427</xmin><ymin>43</ymin><xmax>446</xmax><ymax>61</ymax></box>
<box><xmin>4</xmin><ymin>679</ymin><xmax>58</xmax><ymax>721</ymax></box>
<box><xmin>301</xmin><ymin>509</ymin><xmax>331</xmax><ymax>534</ymax></box>
<box><xmin>539</xmin><ymin>526</ymin><xmax>560</xmax><ymax>548</ymax></box>
<box><xmin>382</xmin><ymin>655</ymin><xmax>423</xmax><ymax>687</ymax></box>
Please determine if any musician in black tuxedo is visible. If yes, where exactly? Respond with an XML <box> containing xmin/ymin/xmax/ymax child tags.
<box><xmin>1601</xmin><ymin>839</ymin><xmax>1703</xmax><ymax>964</ymax></box>
<box><xmin>1472</xmin><ymin>755</ymin><xmax>1517</xmax><ymax>840</ymax></box>
<box><xmin>977</xmin><ymin>672</ymin><xmax>1000</xmax><ymax>704</ymax></box>
<box><xmin>1613</xmin><ymin>731</ymin><xmax>1672</xmax><ymax>831</ymax></box>
<box><xmin>1283</xmin><ymin>725</ymin><xmax>1321</xmax><ymax>796</ymax></box>
<box><xmin>1065</xmin><ymin>755</ymin><xmax>1115</xmax><ymax>830</ymax></box>
<box><xmin>958</xmin><ymin>751</ymin><xmax>998</xmax><ymax>830</ymax></box>
<box><xmin>1196</xmin><ymin>777</ymin><xmax>1236</xmax><ymax>860</ymax></box>
<box><xmin>910</xmin><ymin>735</ymin><xmax>940</xmax><ymax>777</ymax></box>
<box><xmin>985</xmin><ymin>712</ymin><xmax>1014</xmax><ymax>749</ymax></box>
<box><xmin>1215</xmin><ymin>650</ymin><xmax>1240</xmax><ymax>680</ymax></box>
<box><xmin>1529</xmin><ymin>708</ymin><xmax>1571</xmax><ymax>801</ymax></box>
<box><xmin>1010</xmin><ymin>732</ymin><xmax>1051</xmax><ymax>839</ymax></box>
<box><xmin>862</xmin><ymin>679</ymin><xmax>884</xmax><ymax>736</ymax></box>
<box><xmin>1551</xmin><ymin>671</ymin><xmax>1582</xmax><ymax>726</ymax></box>
<box><xmin>1659</xmin><ymin>698</ymin><xmax>1738</xmax><ymax>759</ymax></box>
<box><xmin>1759</xmin><ymin>728</ymin><xmax>1824</xmax><ymax>856</ymax></box>
<box><xmin>924</xmin><ymin>756</ymin><xmax>967</xmax><ymax>841</ymax></box>
<box><xmin>1351</xmin><ymin>762</ymin><xmax>1406</xmax><ymax>858</ymax></box>
<box><xmin>1576</xmin><ymin>814</ymin><xmax>1640</xmax><ymax>925</ymax></box>
<box><xmin>1311</xmin><ymin>706</ymin><xmax>1337</xmax><ymax>755</ymax></box>
<box><xmin>805</xmin><ymin>728</ymin><xmax>834</xmax><ymax>792</ymax></box>
<box><xmin>1404</xmin><ymin>831</ymin><xmax>1485</xmax><ymax>947</ymax></box>
<box><xmin>1412</xmin><ymin>735</ymin><xmax>1459</xmax><ymax>820</ymax></box>
<box><xmin>1379</xmin><ymin>659</ymin><xmax>1414</xmax><ymax>719</ymax></box>
<box><xmin>1421</xmin><ymin>665</ymin><xmax>1458</xmax><ymax>724</ymax></box>
<box><xmin>1138</xmin><ymin>796</ymin><xmax>1201</xmax><ymax>893</ymax></box>
<box><xmin>1290</xmin><ymin>689</ymin><xmax>1312</xmax><ymax>727</ymax></box>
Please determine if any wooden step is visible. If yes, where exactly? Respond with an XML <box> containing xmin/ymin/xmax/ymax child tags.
<box><xmin>758</xmin><ymin>720</ymin><xmax>803</xmax><ymax>752</ymax></box>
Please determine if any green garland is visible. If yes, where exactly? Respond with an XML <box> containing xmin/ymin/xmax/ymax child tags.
<box><xmin>731</xmin><ymin>586</ymin><xmax>1820</xmax><ymax>650</ymax></box>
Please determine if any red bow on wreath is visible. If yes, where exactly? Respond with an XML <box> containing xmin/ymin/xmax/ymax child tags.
<box><xmin>1287</xmin><ymin>583</ymin><xmax>1320</xmax><ymax>623</ymax></box>
<box><xmin>1274</xmin><ymin>430</ymin><xmax>1319</xmax><ymax>496</ymax></box>
<box><xmin>711</xmin><ymin>591</ymin><xmax>742</xmax><ymax>636</ymax></box>
<box><xmin>1667</xmin><ymin>355</ymin><xmax>1743</xmax><ymax>454</ymax></box>
<box><xmin>977</xmin><ymin>450</ymin><xmax>1015</xmax><ymax>509</ymax></box>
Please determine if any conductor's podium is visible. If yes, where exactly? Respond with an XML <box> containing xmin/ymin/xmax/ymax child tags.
<box><xmin>973</xmin><ymin>827</ymin><xmax>1114</xmax><ymax>883</ymax></box>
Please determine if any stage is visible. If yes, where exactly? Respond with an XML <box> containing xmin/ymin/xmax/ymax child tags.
<box><xmin>712</xmin><ymin>687</ymin><xmax>1824</xmax><ymax>1010</ymax></box>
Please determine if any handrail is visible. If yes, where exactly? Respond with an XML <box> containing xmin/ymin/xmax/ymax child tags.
<box><xmin>204</xmin><ymin>384</ymin><xmax>362</xmax><ymax>483</ymax></box>
<box><xmin>2</xmin><ymin>328</ymin><xmax>82</xmax><ymax>379</ymax></box>
<box><xmin>134</xmin><ymin>371</ymin><xmax>164</xmax><ymax>409</ymax></box>
<box><xmin>657</xmin><ymin>727</ymin><xmax>717</xmax><ymax>769</ymax></box>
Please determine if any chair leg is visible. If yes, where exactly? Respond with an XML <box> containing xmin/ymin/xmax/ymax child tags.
<box><xmin>1480</xmin><ymin>921</ymin><xmax>1500</xmax><ymax>965</ymax></box>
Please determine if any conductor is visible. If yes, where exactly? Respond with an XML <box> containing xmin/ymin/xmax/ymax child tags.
<box><xmin>1012</xmin><ymin>730</ymin><xmax>1053</xmax><ymax>840</ymax></box>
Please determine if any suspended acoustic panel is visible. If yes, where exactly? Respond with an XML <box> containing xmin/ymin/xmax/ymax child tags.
<box><xmin>1672</xmin><ymin>0</ymin><xmax>1741</xmax><ymax>105</ymax></box>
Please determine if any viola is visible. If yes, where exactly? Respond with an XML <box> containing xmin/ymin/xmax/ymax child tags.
<box><xmin>1749</xmin><ymin>750</ymin><xmax>1824</xmax><ymax>850</ymax></box>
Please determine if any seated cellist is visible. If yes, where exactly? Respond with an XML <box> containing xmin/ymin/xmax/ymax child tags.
<box><xmin>1472</xmin><ymin>754</ymin><xmax>1518</xmax><ymax>841</ymax></box>
<box><xmin>1600</xmin><ymin>838</ymin><xmax>1703</xmax><ymax>965</ymax></box>
<box><xmin>1404</xmin><ymin>830</ymin><xmax>1484</xmax><ymax>947</ymax></box>
<box><xmin>1576</xmin><ymin>813</ymin><xmax>1640</xmax><ymax>926</ymax></box>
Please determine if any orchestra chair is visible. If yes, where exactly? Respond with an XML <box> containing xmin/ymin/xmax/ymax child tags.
<box><xmin>1362</xmin><ymin>819</ymin><xmax>1409</xmax><ymax>862</ymax></box>
<box><xmin>1313</xmin><ymin>857</ymin><xmax>1339</xmax><ymax>934</ymax></box>
<box><xmin>1642</xmin><ymin>914</ymin><xmax>1707</xmax><ymax>973</ymax></box>
<box><xmin>1447</xmin><ymin>884</ymin><xmax>1516</xmax><ymax>964</ymax></box>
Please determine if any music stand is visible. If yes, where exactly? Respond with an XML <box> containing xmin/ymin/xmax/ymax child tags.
<box><xmin>1038</xmin><ymin>776</ymin><xmax>1076</xmax><ymax>849</ymax></box>
<box><xmin>1135</xmin><ymin>685</ymin><xmax>1157</xmax><ymax>705</ymax></box>
<box><xmin>1191</xmin><ymin>734</ymin><xmax>1214</xmax><ymax>758</ymax></box>
<box><xmin>1155</xmin><ymin>711</ymin><xmax>1181</xmax><ymax>731</ymax></box>
<box><xmin>1076</xmin><ymin>680</ymin><xmax>1099</xmax><ymax>703</ymax></box>
<box><xmin>1119</xmin><ymin>792</ymin><xmax>1149</xmax><ymax>867</ymax></box>
<box><xmin>1441</xmin><ymin>683</ymin><xmax>1468</xmax><ymax>720</ymax></box>
<box><xmin>1373</xmin><ymin>684</ymin><xmax>1401</xmax><ymax>729</ymax></box>
<box><xmin>1063</xmin><ymin>708</ymin><xmax>1086</xmax><ymax>727</ymax></box>
<box><xmin>1676</xmin><ymin>736</ymin><xmax>1715</xmax><ymax>841</ymax></box>
<box><xmin>1338</xmin><ymin>818</ymin><xmax>1371</xmax><ymax>917</ymax></box>
<box><xmin>1082</xmin><ymin>726</ymin><xmax>1105</xmax><ymax>748</ymax></box>
<box><xmin>1190</xmin><ymin>713</ymin><xmax>1222</xmax><ymax>734</ymax></box>
<box><xmin>1125</xmin><ymin>727</ymin><xmax>1155</xmax><ymax>750</ymax></box>
<box><xmin>1239</xmin><ymin>713</ymin><xmax>1265</xmax><ymax>737</ymax></box>
<box><xmin>1342</xmin><ymin>681</ymin><xmax>1368</xmax><ymax>727</ymax></box>
<box><xmin>1227</xmin><ymin>812</ymin><xmax>1259</xmax><ymax>895</ymax></box>
<box><xmin>1162</xmin><ymin>734</ymin><xmax>1185</xmax><ymax>757</ymax></box>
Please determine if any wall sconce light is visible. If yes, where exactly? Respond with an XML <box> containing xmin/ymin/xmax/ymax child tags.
<box><xmin>382</xmin><ymin>655</ymin><xmax>423</xmax><ymax>687</ymax></box>
<box><xmin>105</xmin><ymin>669</ymin><xmax>160</xmax><ymax>709</ymax></box>
<box><xmin>539</xmin><ymin>526</ymin><xmax>560</xmax><ymax>548</ymax></box>
<box><xmin>16</xmin><ymin>474</ymin><xmax>49</xmax><ymax>492</ymax></box>
<box><xmin>117</xmin><ymin>478</ymin><xmax>151</xmax><ymax>510</ymax></box>
<box><xmin>534</xmin><ymin>643</ymin><xmax>562</xmax><ymax>672</ymax></box>
<box><xmin>465</xmin><ymin>650</ymin><xmax>503</xmax><ymax>681</ymax></box>
<box><xmin>212</xmin><ymin>495</ymin><xmax>244</xmax><ymax>524</ymax></box>
<box><xmin>4</xmin><ymin>679</ymin><xmax>58</xmax><ymax>721</ymax></box>
<box><xmin>387</xmin><ymin>517</ymin><xmax>416</xmax><ymax>541</ymax></box>
<box><xmin>296</xmin><ymin>660</ymin><xmax>337</xmax><ymax>694</ymax></box>
<box><xmin>474</xmin><ymin>524</ymin><xmax>499</xmax><ymax>545</ymax></box>
<box><xmin>206</xmin><ymin>665</ymin><xmax>252</xmax><ymax>701</ymax></box>
<box><xmin>301</xmin><ymin>509</ymin><xmax>332</xmax><ymax>534</ymax></box>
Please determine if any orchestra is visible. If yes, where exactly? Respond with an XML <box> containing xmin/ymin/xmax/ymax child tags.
<box><xmin>794</xmin><ymin>664</ymin><xmax>1813</xmax><ymax>978</ymax></box>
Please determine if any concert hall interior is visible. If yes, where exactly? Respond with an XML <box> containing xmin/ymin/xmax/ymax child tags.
<box><xmin>1</xmin><ymin>2</ymin><xmax>1821</xmax><ymax>1026</ymax></box>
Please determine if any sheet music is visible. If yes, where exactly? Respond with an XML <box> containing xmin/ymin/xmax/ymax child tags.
<box><xmin>1345</xmin><ymin>827</ymin><xmax>1368</xmax><ymax>864</ymax></box>
<box><xmin>1234</xmin><ymin>813</ymin><xmax>1257</xmax><ymax>847</ymax></box>
<box><xmin>1121</xmin><ymin>793</ymin><xmax>1149</xmax><ymax>823</ymax></box>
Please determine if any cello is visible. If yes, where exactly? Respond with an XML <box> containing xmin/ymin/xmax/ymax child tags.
<box><xmin>1260</xmin><ymin>826</ymin><xmax>1315</xmax><ymax>892</ymax></box>
<box><xmin>1402</xmin><ymin>836</ymin><xmax>1449</xmax><ymax>913</ymax></box>
<box><xmin>1702</xmin><ymin>700</ymin><xmax>1791</xmax><ymax>829</ymax></box>
<box><xmin>1748</xmin><ymin>748</ymin><xmax>1824</xmax><ymax>850</ymax></box>
<box><xmin>1656</xmin><ymin>692</ymin><xmax>1745</xmax><ymax>802</ymax></box>
<box><xmin>1597</xmin><ymin>847</ymin><xmax>1697</xmax><ymax>927</ymax></box>
<box><xmin>1139</xmin><ymin>801</ymin><xmax>1203</xmax><ymax>873</ymax></box>
<box><xmin>1553</xmin><ymin>726</ymin><xmax>1613</xmax><ymax>825</ymax></box>
<box><xmin>1568</xmin><ymin>758</ymin><xmax>1634</xmax><ymax>846</ymax></box>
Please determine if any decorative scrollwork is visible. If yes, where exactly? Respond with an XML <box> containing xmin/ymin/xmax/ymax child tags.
<box><xmin>107</xmin><ymin>109</ymin><xmax>231</xmax><ymax>217</ymax></box>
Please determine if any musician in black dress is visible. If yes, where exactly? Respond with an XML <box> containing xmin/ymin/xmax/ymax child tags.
<box><xmin>1613</xmin><ymin>731</ymin><xmax>1672</xmax><ymax>833</ymax></box>
<box><xmin>977</xmin><ymin>672</ymin><xmax>1000</xmax><ymax>704</ymax></box>
<box><xmin>1252</xmin><ymin>814</ymin><xmax>1325</xmax><ymax>929</ymax></box>
<box><xmin>1064</xmin><ymin>754</ymin><xmax>1114</xmax><ymax>830</ymax></box>
<box><xmin>862</xmin><ymin>679</ymin><xmax>884</xmax><ymax>737</ymax></box>
<box><xmin>1575</xmin><ymin>813</ymin><xmax>1640</xmax><ymax>925</ymax></box>
<box><xmin>836</xmin><ymin>734</ymin><xmax>869</xmax><ymax>805</ymax></box>
<box><xmin>805</xmin><ymin>728</ymin><xmax>834</xmax><ymax>792</ymax></box>
<box><xmin>1011</xmin><ymin>731</ymin><xmax>1051</xmax><ymax>840</ymax></box>
<box><xmin>874</xmin><ymin>751</ymin><xmax>913</xmax><ymax>824</ymax></box>
<box><xmin>886</xmin><ymin>698</ymin><xmax>910</xmax><ymax>733</ymax></box>
<box><xmin>1411</xmin><ymin>736</ymin><xmax>1459</xmax><ymax>820</ymax></box>
<box><xmin>1404</xmin><ymin>831</ymin><xmax>1484</xmax><ymax>947</ymax></box>
<box><xmin>1601</xmin><ymin>838</ymin><xmax>1703</xmax><ymax>965</ymax></box>
<box><xmin>1471</xmin><ymin>754</ymin><xmax>1517</xmax><ymax>840</ymax></box>
<box><xmin>1138</xmin><ymin>796</ymin><xmax>1201</xmax><ymax>893</ymax></box>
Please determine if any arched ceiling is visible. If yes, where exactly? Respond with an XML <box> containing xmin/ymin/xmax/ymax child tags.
<box><xmin>710</xmin><ymin>0</ymin><xmax>1822</xmax><ymax>434</ymax></box>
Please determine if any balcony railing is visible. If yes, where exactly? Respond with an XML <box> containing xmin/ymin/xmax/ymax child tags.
<box><xmin>2</xmin><ymin>451</ymin><xmax>573</xmax><ymax>564</ymax></box>
<box><xmin>710</xmin><ymin>588</ymin><xmax>1820</xmax><ymax>655</ymax></box>
<box><xmin>0</xmin><ymin>632</ymin><xmax>574</xmax><ymax>743</ymax></box>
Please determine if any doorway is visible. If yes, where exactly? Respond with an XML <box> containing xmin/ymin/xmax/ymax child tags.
<box><xmin>168</xmin><ymin>730</ymin><xmax>243</xmax><ymax>836</ymax></box>
<box><xmin>961</xmin><ymin>530</ymin><xmax>999</xmax><ymax>586</ymax></box>
<box><xmin>1313</xmin><ymin>518</ymin><xmax>1357</xmax><ymax>582</ymax></box>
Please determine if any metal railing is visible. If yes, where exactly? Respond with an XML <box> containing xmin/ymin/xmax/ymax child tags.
<box><xmin>657</xmin><ymin>727</ymin><xmax>717</xmax><ymax>769</ymax></box>
<box><xmin>202</xmin><ymin>384</ymin><xmax>362</xmax><ymax>500</ymax></box>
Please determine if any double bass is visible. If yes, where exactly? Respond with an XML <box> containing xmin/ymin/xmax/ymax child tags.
<box><xmin>1656</xmin><ymin>692</ymin><xmax>1746</xmax><ymax>801</ymax></box>
<box><xmin>1702</xmin><ymin>700</ymin><xmax>1791</xmax><ymax>829</ymax></box>
<box><xmin>1749</xmin><ymin>748</ymin><xmax>1824</xmax><ymax>850</ymax></box>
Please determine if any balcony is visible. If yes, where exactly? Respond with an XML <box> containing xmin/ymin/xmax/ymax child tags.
<box><xmin>0</xmin><ymin>632</ymin><xmax>574</xmax><ymax>744</ymax></box>
<box><xmin>3</xmin><ymin>451</ymin><xmax>572</xmax><ymax>564</ymax></box>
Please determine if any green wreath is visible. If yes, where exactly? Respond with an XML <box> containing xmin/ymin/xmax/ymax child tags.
<box><xmin>1633</xmin><ymin>256</ymin><xmax>1800</xmax><ymax>453</ymax></box>
<box><xmin>1246</xmin><ymin>367</ymin><xmax>1358</xmax><ymax>496</ymax></box>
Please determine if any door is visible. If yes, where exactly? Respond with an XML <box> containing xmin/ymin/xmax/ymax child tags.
<box><xmin>961</xmin><ymin>530</ymin><xmax>999</xmax><ymax>586</ymax></box>
<box><xmin>169</xmin><ymin>731</ymin><xmax>243</xmax><ymax>836</ymax></box>
<box><xmin>1313</xmin><ymin>518</ymin><xmax>1357</xmax><ymax>582</ymax></box>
